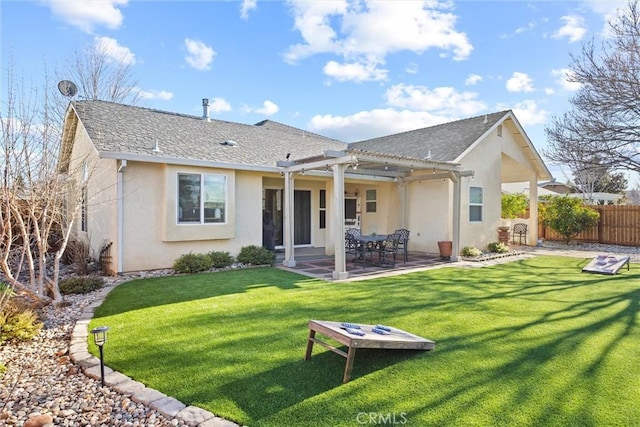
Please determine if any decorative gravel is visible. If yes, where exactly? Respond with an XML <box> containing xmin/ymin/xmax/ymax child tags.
<box><xmin>0</xmin><ymin>274</ymin><xmax>189</xmax><ymax>427</ymax></box>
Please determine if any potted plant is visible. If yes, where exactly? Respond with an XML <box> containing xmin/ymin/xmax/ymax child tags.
<box><xmin>437</xmin><ymin>240</ymin><xmax>453</xmax><ymax>260</ymax></box>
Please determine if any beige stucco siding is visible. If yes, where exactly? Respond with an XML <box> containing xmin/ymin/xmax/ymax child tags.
<box><xmin>460</xmin><ymin>132</ymin><xmax>509</xmax><ymax>250</ymax></box>
<box><xmin>68</xmin><ymin>123</ymin><xmax>118</xmax><ymax>271</ymax></box>
<box><xmin>406</xmin><ymin>179</ymin><xmax>451</xmax><ymax>254</ymax></box>
<box><xmin>119</xmin><ymin>164</ymin><xmax>271</xmax><ymax>272</ymax></box>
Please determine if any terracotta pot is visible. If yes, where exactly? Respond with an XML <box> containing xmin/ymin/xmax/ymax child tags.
<box><xmin>437</xmin><ymin>240</ymin><xmax>453</xmax><ymax>260</ymax></box>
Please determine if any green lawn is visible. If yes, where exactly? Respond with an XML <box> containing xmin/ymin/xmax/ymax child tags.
<box><xmin>89</xmin><ymin>256</ymin><xmax>640</xmax><ymax>426</ymax></box>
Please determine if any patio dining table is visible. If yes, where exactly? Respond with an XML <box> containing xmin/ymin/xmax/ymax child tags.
<box><xmin>354</xmin><ymin>234</ymin><xmax>388</xmax><ymax>266</ymax></box>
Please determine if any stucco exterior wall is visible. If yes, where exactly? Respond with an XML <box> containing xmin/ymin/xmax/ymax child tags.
<box><xmin>68</xmin><ymin>124</ymin><xmax>118</xmax><ymax>272</ymax></box>
<box><xmin>459</xmin><ymin>127</ymin><xmax>517</xmax><ymax>251</ymax></box>
<box><xmin>118</xmin><ymin>163</ymin><xmax>272</xmax><ymax>272</ymax></box>
<box><xmin>406</xmin><ymin>178</ymin><xmax>452</xmax><ymax>254</ymax></box>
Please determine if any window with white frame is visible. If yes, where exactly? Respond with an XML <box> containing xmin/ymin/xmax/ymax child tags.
<box><xmin>319</xmin><ymin>189</ymin><xmax>326</xmax><ymax>229</ymax></box>
<box><xmin>178</xmin><ymin>173</ymin><xmax>226</xmax><ymax>224</ymax></box>
<box><xmin>365</xmin><ymin>189</ymin><xmax>377</xmax><ymax>213</ymax></box>
<box><xmin>469</xmin><ymin>186</ymin><xmax>483</xmax><ymax>222</ymax></box>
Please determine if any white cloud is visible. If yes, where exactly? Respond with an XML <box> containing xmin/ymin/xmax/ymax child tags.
<box><xmin>552</xmin><ymin>15</ymin><xmax>587</xmax><ymax>43</ymax></box>
<box><xmin>240</xmin><ymin>0</ymin><xmax>257</xmax><ymax>19</ymax></box>
<box><xmin>405</xmin><ymin>62</ymin><xmax>419</xmax><ymax>74</ymax></box>
<box><xmin>323</xmin><ymin>60</ymin><xmax>388</xmax><ymax>82</ymax></box>
<box><xmin>94</xmin><ymin>36</ymin><xmax>136</xmax><ymax>65</ymax></box>
<box><xmin>385</xmin><ymin>84</ymin><xmax>486</xmax><ymax>116</ymax></box>
<box><xmin>465</xmin><ymin>74</ymin><xmax>483</xmax><ymax>86</ymax></box>
<box><xmin>515</xmin><ymin>21</ymin><xmax>536</xmax><ymax>35</ymax></box>
<box><xmin>308</xmin><ymin>83</ymin><xmax>489</xmax><ymax>141</ymax></box>
<box><xmin>285</xmin><ymin>0</ymin><xmax>472</xmax><ymax>82</ymax></box>
<box><xmin>210</xmin><ymin>97</ymin><xmax>232</xmax><ymax>113</ymax></box>
<box><xmin>500</xmin><ymin>100</ymin><xmax>549</xmax><ymax>126</ymax></box>
<box><xmin>309</xmin><ymin>108</ymin><xmax>455</xmax><ymax>142</ymax></box>
<box><xmin>551</xmin><ymin>68</ymin><xmax>582</xmax><ymax>91</ymax></box>
<box><xmin>506</xmin><ymin>72</ymin><xmax>535</xmax><ymax>93</ymax></box>
<box><xmin>252</xmin><ymin>100</ymin><xmax>279</xmax><ymax>116</ymax></box>
<box><xmin>48</xmin><ymin>0</ymin><xmax>127</xmax><ymax>33</ymax></box>
<box><xmin>138</xmin><ymin>89</ymin><xmax>173</xmax><ymax>101</ymax></box>
<box><xmin>184</xmin><ymin>38</ymin><xmax>215</xmax><ymax>71</ymax></box>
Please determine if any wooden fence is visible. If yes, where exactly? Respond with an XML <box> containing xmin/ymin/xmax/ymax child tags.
<box><xmin>539</xmin><ymin>205</ymin><xmax>640</xmax><ymax>247</ymax></box>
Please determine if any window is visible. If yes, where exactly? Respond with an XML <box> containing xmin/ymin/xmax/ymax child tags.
<box><xmin>469</xmin><ymin>186</ymin><xmax>483</xmax><ymax>222</ymax></box>
<box><xmin>365</xmin><ymin>189</ymin><xmax>377</xmax><ymax>213</ymax></box>
<box><xmin>319</xmin><ymin>190</ymin><xmax>326</xmax><ymax>229</ymax></box>
<box><xmin>81</xmin><ymin>186</ymin><xmax>87</xmax><ymax>232</ymax></box>
<box><xmin>178</xmin><ymin>173</ymin><xmax>226</xmax><ymax>224</ymax></box>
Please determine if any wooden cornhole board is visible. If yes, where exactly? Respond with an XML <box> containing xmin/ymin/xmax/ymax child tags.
<box><xmin>304</xmin><ymin>319</ymin><xmax>435</xmax><ymax>383</ymax></box>
<box><xmin>582</xmin><ymin>254</ymin><xmax>630</xmax><ymax>275</ymax></box>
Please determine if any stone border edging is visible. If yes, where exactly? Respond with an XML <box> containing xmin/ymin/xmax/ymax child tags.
<box><xmin>68</xmin><ymin>282</ymin><xmax>239</xmax><ymax>427</ymax></box>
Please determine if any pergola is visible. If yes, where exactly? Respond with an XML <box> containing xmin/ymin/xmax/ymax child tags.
<box><xmin>277</xmin><ymin>149</ymin><xmax>474</xmax><ymax>279</ymax></box>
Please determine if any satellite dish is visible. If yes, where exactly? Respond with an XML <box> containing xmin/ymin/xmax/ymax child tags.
<box><xmin>57</xmin><ymin>80</ymin><xmax>78</xmax><ymax>97</ymax></box>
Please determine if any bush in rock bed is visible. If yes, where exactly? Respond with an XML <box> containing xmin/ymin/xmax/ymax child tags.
<box><xmin>173</xmin><ymin>252</ymin><xmax>214</xmax><ymax>273</ymax></box>
<box><xmin>461</xmin><ymin>246</ymin><xmax>483</xmax><ymax>257</ymax></box>
<box><xmin>0</xmin><ymin>301</ymin><xmax>43</xmax><ymax>344</ymax></box>
<box><xmin>59</xmin><ymin>276</ymin><xmax>105</xmax><ymax>295</ymax></box>
<box><xmin>208</xmin><ymin>251</ymin><xmax>234</xmax><ymax>269</ymax></box>
<box><xmin>236</xmin><ymin>245</ymin><xmax>276</xmax><ymax>266</ymax></box>
<box><xmin>488</xmin><ymin>242</ymin><xmax>509</xmax><ymax>253</ymax></box>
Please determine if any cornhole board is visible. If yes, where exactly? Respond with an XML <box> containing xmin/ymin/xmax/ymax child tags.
<box><xmin>304</xmin><ymin>319</ymin><xmax>435</xmax><ymax>383</ymax></box>
<box><xmin>582</xmin><ymin>254</ymin><xmax>630</xmax><ymax>275</ymax></box>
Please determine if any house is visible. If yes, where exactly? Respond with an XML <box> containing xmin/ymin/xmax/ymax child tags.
<box><xmin>59</xmin><ymin>100</ymin><xmax>551</xmax><ymax>278</ymax></box>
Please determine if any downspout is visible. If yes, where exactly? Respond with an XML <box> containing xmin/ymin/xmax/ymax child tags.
<box><xmin>117</xmin><ymin>159</ymin><xmax>127</xmax><ymax>274</ymax></box>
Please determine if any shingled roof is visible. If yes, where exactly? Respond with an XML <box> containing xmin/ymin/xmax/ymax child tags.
<box><xmin>70</xmin><ymin>100</ymin><xmax>347</xmax><ymax>169</ymax></box>
<box><xmin>349</xmin><ymin>110</ymin><xmax>511</xmax><ymax>162</ymax></box>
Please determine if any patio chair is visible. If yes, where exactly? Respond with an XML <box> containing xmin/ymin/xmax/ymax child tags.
<box><xmin>380</xmin><ymin>236</ymin><xmax>399</xmax><ymax>268</ymax></box>
<box><xmin>512</xmin><ymin>223</ymin><xmax>528</xmax><ymax>245</ymax></box>
<box><xmin>393</xmin><ymin>228</ymin><xmax>410</xmax><ymax>263</ymax></box>
<box><xmin>345</xmin><ymin>233</ymin><xmax>365</xmax><ymax>268</ymax></box>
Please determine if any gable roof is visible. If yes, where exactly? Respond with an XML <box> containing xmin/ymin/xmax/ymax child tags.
<box><xmin>348</xmin><ymin>111</ymin><xmax>510</xmax><ymax>162</ymax></box>
<box><xmin>67</xmin><ymin>100</ymin><xmax>347</xmax><ymax>170</ymax></box>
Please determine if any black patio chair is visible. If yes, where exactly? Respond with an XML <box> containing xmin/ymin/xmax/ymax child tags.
<box><xmin>380</xmin><ymin>236</ymin><xmax>399</xmax><ymax>268</ymax></box>
<box><xmin>512</xmin><ymin>223</ymin><xmax>528</xmax><ymax>245</ymax></box>
<box><xmin>345</xmin><ymin>232</ymin><xmax>365</xmax><ymax>268</ymax></box>
<box><xmin>393</xmin><ymin>228</ymin><xmax>410</xmax><ymax>263</ymax></box>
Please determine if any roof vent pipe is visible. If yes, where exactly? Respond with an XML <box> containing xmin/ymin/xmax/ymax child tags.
<box><xmin>202</xmin><ymin>98</ymin><xmax>211</xmax><ymax>122</ymax></box>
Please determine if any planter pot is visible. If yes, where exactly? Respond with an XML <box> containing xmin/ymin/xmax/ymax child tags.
<box><xmin>437</xmin><ymin>240</ymin><xmax>453</xmax><ymax>260</ymax></box>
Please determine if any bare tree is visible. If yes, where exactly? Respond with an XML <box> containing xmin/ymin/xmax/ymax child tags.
<box><xmin>1</xmin><ymin>61</ymin><xmax>89</xmax><ymax>302</ymax></box>
<box><xmin>67</xmin><ymin>37</ymin><xmax>141</xmax><ymax>104</ymax></box>
<box><xmin>545</xmin><ymin>0</ymin><xmax>640</xmax><ymax>173</ymax></box>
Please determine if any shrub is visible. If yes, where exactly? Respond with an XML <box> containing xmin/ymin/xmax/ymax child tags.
<box><xmin>542</xmin><ymin>196</ymin><xmax>600</xmax><ymax>244</ymax></box>
<box><xmin>236</xmin><ymin>245</ymin><xmax>276</xmax><ymax>266</ymax></box>
<box><xmin>173</xmin><ymin>252</ymin><xmax>214</xmax><ymax>273</ymax></box>
<box><xmin>64</xmin><ymin>238</ymin><xmax>92</xmax><ymax>275</ymax></box>
<box><xmin>461</xmin><ymin>246</ymin><xmax>482</xmax><ymax>257</ymax></box>
<box><xmin>208</xmin><ymin>251</ymin><xmax>234</xmax><ymax>269</ymax></box>
<box><xmin>0</xmin><ymin>302</ymin><xmax>42</xmax><ymax>344</ymax></box>
<box><xmin>488</xmin><ymin>242</ymin><xmax>509</xmax><ymax>253</ymax></box>
<box><xmin>59</xmin><ymin>276</ymin><xmax>105</xmax><ymax>295</ymax></box>
<box><xmin>501</xmin><ymin>193</ymin><xmax>529</xmax><ymax>219</ymax></box>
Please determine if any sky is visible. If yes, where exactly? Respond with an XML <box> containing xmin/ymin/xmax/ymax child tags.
<box><xmin>0</xmin><ymin>0</ymin><xmax>631</xmax><ymax>182</ymax></box>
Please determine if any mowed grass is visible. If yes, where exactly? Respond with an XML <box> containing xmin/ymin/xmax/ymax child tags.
<box><xmin>89</xmin><ymin>256</ymin><xmax>640</xmax><ymax>426</ymax></box>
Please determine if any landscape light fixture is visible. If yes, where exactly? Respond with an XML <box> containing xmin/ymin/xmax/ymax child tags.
<box><xmin>90</xmin><ymin>326</ymin><xmax>109</xmax><ymax>386</ymax></box>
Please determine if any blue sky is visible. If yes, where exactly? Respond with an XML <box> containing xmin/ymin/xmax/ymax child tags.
<box><xmin>1</xmin><ymin>0</ymin><xmax>629</xmax><ymax>181</ymax></box>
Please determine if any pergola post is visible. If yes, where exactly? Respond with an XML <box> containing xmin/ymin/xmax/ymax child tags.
<box><xmin>332</xmin><ymin>163</ymin><xmax>348</xmax><ymax>280</ymax></box>
<box><xmin>283</xmin><ymin>170</ymin><xmax>296</xmax><ymax>267</ymax></box>
<box><xmin>451</xmin><ymin>172</ymin><xmax>462</xmax><ymax>262</ymax></box>
<box><xmin>528</xmin><ymin>173</ymin><xmax>539</xmax><ymax>246</ymax></box>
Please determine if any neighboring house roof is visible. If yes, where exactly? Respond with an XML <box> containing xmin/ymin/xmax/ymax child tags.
<box><xmin>501</xmin><ymin>183</ymin><xmax>559</xmax><ymax>197</ymax></box>
<box><xmin>348</xmin><ymin>111</ymin><xmax>510</xmax><ymax>162</ymax></box>
<box><xmin>66</xmin><ymin>100</ymin><xmax>347</xmax><ymax>170</ymax></box>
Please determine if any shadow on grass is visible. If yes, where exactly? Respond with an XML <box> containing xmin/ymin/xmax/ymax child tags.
<box><xmin>94</xmin><ymin>267</ymin><xmax>320</xmax><ymax>316</ymax></box>
<box><xmin>92</xmin><ymin>256</ymin><xmax>640</xmax><ymax>426</ymax></box>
